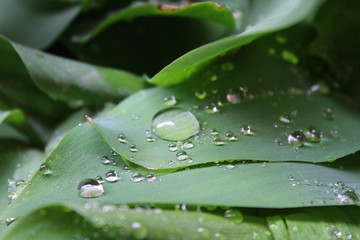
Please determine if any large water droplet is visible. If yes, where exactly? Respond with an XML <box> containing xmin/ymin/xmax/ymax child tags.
<box><xmin>163</xmin><ymin>96</ymin><xmax>177</xmax><ymax>106</ymax></box>
<box><xmin>78</xmin><ymin>178</ymin><xmax>104</xmax><ymax>198</ymax></box>
<box><xmin>304</xmin><ymin>126</ymin><xmax>322</xmax><ymax>143</ymax></box>
<box><xmin>39</xmin><ymin>163</ymin><xmax>52</xmax><ymax>176</ymax></box>
<box><xmin>152</xmin><ymin>108</ymin><xmax>200</xmax><ymax>141</ymax></box>
<box><xmin>105</xmin><ymin>170</ymin><xmax>119</xmax><ymax>183</ymax></box>
<box><xmin>224</xmin><ymin>209</ymin><xmax>243</xmax><ymax>224</ymax></box>
<box><xmin>288</xmin><ymin>130</ymin><xmax>306</xmax><ymax>147</ymax></box>
<box><xmin>176</xmin><ymin>150</ymin><xmax>189</xmax><ymax>161</ymax></box>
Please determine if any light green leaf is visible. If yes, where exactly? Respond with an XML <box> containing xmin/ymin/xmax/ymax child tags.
<box><xmin>0</xmin><ymin>0</ymin><xmax>81</xmax><ymax>49</ymax></box>
<box><xmin>150</xmin><ymin>0</ymin><xmax>323</xmax><ymax>86</ymax></box>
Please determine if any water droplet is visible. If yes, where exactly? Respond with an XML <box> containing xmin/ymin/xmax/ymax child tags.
<box><xmin>39</xmin><ymin>163</ymin><xmax>52</xmax><ymax>176</ymax></box>
<box><xmin>197</xmin><ymin>227</ymin><xmax>211</xmax><ymax>238</ymax></box>
<box><xmin>225</xmin><ymin>131</ymin><xmax>237</xmax><ymax>141</ymax></box>
<box><xmin>163</xmin><ymin>96</ymin><xmax>177</xmax><ymax>106</ymax></box>
<box><xmin>323</xmin><ymin>107</ymin><xmax>335</xmax><ymax>120</ymax></box>
<box><xmin>129</xmin><ymin>144</ymin><xmax>138</xmax><ymax>152</ymax></box>
<box><xmin>130</xmin><ymin>172</ymin><xmax>143</xmax><ymax>183</ymax></box>
<box><xmin>95</xmin><ymin>176</ymin><xmax>104</xmax><ymax>183</ymax></box>
<box><xmin>336</xmin><ymin>190</ymin><xmax>359</xmax><ymax>204</ymax></box>
<box><xmin>204</xmin><ymin>103</ymin><xmax>219</xmax><ymax>114</ymax></box>
<box><xmin>224</xmin><ymin>209</ymin><xmax>243</xmax><ymax>224</ymax></box>
<box><xmin>333</xmin><ymin>231</ymin><xmax>342</xmax><ymax>238</ymax></box>
<box><xmin>176</xmin><ymin>151</ymin><xmax>189</xmax><ymax>161</ymax></box>
<box><xmin>195</xmin><ymin>90</ymin><xmax>207</xmax><ymax>100</ymax></box>
<box><xmin>226</xmin><ymin>91</ymin><xmax>241</xmax><ymax>104</ymax></box>
<box><xmin>101</xmin><ymin>156</ymin><xmax>111</xmax><ymax>165</ymax></box>
<box><xmin>209</xmin><ymin>74</ymin><xmax>218</xmax><ymax>82</ymax></box>
<box><xmin>118</xmin><ymin>134</ymin><xmax>127</xmax><ymax>143</ymax></box>
<box><xmin>145</xmin><ymin>130</ymin><xmax>155</xmax><ymax>142</ymax></box>
<box><xmin>145</xmin><ymin>172</ymin><xmax>156</xmax><ymax>182</ymax></box>
<box><xmin>211</xmin><ymin>136</ymin><xmax>224</xmax><ymax>146</ymax></box>
<box><xmin>274</xmin><ymin>138</ymin><xmax>283</xmax><ymax>145</ymax></box>
<box><xmin>7</xmin><ymin>192</ymin><xmax>17</xmax><ymax>203</ymax></box>
<box><xmin>304</xmin><ymin>127</ymin><xmax>322</xmax><ymax>143</ymax></box>
<box><xmin>168</xmin><ymin>143</ymin><xmax>178</xmax><ymax>152</ymax></box>
<box><xmin>221</xmin><ymin>61</ymin><xmax>234</xmax><ymax>71</ymax></box>
<box><xmin>78</xmin><ymin>178</ymin><xmax>104</xmax><ymax>198</ymax></box>
<box><xmin>110</xmin><ymin>149</ymin><xmax>119</xmax><ymax>156</ymax></box>
<box><xmin>132</xmin><ymin>114</ymin><xmax>139</xmax><ymax>120</ymax></box>
<box><xmin>5</xmin><ymin>218</ymin><xmax>16</xmax><ymax>226</ymax></box>
<box><xmin>105</xmin><ymin>170</ymin><xmax>119</xmax><ymax>183</ymax></box>
<box><xmin>152</xmin><ymin>108</ymin><xmax>200</xmax><ymax>141</ymax></box>
<box><xmin>182</xmin><ymin>140</ymin><xmax>194</xmax><ymax>149</ymax></box>
<box><xmin>226</xmin><ymin>164</ymin><xmax>236</xmax><ymax>169</ymax></box>
<box><xmin>279</xmin><ymin>114</ymin><xmax>292</xmax><ymax>124</ymax></box>
<box><xmin>288</xmin><ymin>130</ymin><xmax>306</xmax><ymax>147</ymax></box>
<box><xmin>288</xmin><ymin>175</ymin><xmax>295</xmax><ymax>181</ymax></box>
<box><xmin>330</xmin><ymin>129</ymin><xmax>340</xmax><ymax>139</ymax></box>
<box><xmin>240</xmin><ymin>124</ymin><xmax>254</xmax><ymax>136</ymax></box>
<box><xmin>131</xmin><ymin>222</ymin><xmax>148</xmax><ymax>239</ymax></box>
<box><xmin>209</xmin><ymin>128</ymin><xmax>219</xmax><ymax>136</ymax></box>
<box><xmin>309</xmin><ymin>81</ymin><xmax>330</xmax><ymax>95</ymax></box>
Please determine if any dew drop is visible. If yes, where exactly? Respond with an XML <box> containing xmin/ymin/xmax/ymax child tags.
<box><xmin>39</xmin><ymin>163</ymin><xmax>52</xmax><ymax>176</ymax></box>
<box><xmin>131</xmin><ymin>222</ymin><xmax>148</xmax><ymax>239</ymax></box>
<box><xmin>130</xmin><ymin>172</ymin><xmax>143</xmax><ymax>183</ymax></box>
<box><xmin>105</xmin><ymin>170</ymin><xmax>119</xmax><ymax>183</ymax></box>
<box><xmin>211</xmin><ymin>136</ymin><xmax>224</xmax><ymax>146</ymax></box>
<box><xmin>195</xmin><ymin>90</ymin><xmax>207</xmax><ymax>100</ymax></box>
<box><xmin>118</xmin><ymin>134</ymin><xmax>127</xmax><ymax>143</ymax></box>
<box><xmin>152</xmin><ymin>108</ymin><xmax>200</xmax><ymax>141</ymax></box>
<box><xmin>224</xmin><ymin>209</ymin><xmax>243</xmax><ymax>224</ymax></box>
<box><xmin>240</xmin><ymin>124</ymin><xmax>254</xmax><ymax>136</ymax></box>
<box><xmin>78</xmin><ymin>178</ymin><xmax>104</xmax><ymax>198</ymax></box>
<box><xmin>145</xmin><ymin>130</ymin><xmax>155</xmax><ymax>142</ymax></box>
<box><xmin>168</xmin><ymin>143</ymin><xmax>178</xmax><ymax>152</ymax></box>
<box><xmin>304</xmin><ymin>127</ymin><xmax>322</xmax><ymax>143</ymax></box>
<box><xmin>221</xmin><ymin>61</ymin><xmax>234</xmax><ymax>71</ymax></box>
<box><xmin>204</xmin><ymin>103</ymin><xmax>219</xmax><ymax>114</ymax></box>
<box><xmin>226</xmin><ymin>91</ymin><xmax>241</xmax><ymax>104</ymax></box>
<box><xmin>288</xmin><ymin>130</ymin><xmax>306</xmax><ymax>147</ymax></box>
<box><xmin>101</xmin><ymin>156</ymin><xmax>111</xmax><ymax>165</ymax></box>
<box><xmin>209</xmin><ymin>128</ymin><xmax>219</xmax><ymax>136</ymax></box>
<box><xmin>145</xmin><ymin>172</ymin><xmax>156</xmax><ymax>182</ymax></box>
<box><xmin>129</xmin><ymin>144</ymin><xmax>138</xmax><ymax>152</ymax></box>
<box><xmin>288</xmin><ymin>175</ymin><xmax>295</xmax><ymax>181</ymax></box>
<box><xmin>225</xmin><ymin>131</ymin><xmax>237</xmax><ymax>141</ymax></box>
<box><xmin>182</xmin><ymin>140</ymin><xmax>194</xmax><ymax>149</ymax></box>
<box><xmin>163</xmin><ymin>96</ymin><xmax>177</xmax><ymax>106</ymax></box>
<box><xmin>323</xmin><ymin>107</ymin><xmax>335</xmax><ymax>120</ymax></box>
<box><xmin>279</xmin><ymin>114</ymin><xmax>292</xmax><ymax>124</ymax></box>
<box><xmin>95</xmin><ymin>176</ymin><xmax>104</xmax><ymax>183</ymax></box>
<box><xmin>176</xmin><ymin>150</ymin><xmax>189</xmax><ymax>161</ymax></box>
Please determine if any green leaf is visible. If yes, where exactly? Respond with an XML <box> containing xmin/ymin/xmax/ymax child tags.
<box><xmin>0</xmin><ymin>0</ymin><xmax>82</xmax><ymax>49</ymax></box>
<box><xmin>0</xmin><ymin>36</ymin><xmax>144</xmax><ymax>109</ymax></box>
<box><xmin>79</xmin><ymin>2</ymin><xmax>237</xmax><ymax>43</ymax></box>
<box><xmin>150</xmin><ymin>0</ymin><xmax>323</xmax><ymax>86</ymax></box>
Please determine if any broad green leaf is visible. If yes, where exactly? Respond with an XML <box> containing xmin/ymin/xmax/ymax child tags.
<box><xmin>0</xmin><ymin>36</ymin><xmax>144</xmax><ymax>108</ymax></box>
<box><xmin>150</xmin><ymin>0</ymin><xmax>323</xmax><ymax>86</ymax></box>
<box><xmin>89</xmin><ymin>32</ymin><xmax>360</xmax><ymax>170</ymax></box>
<box><xmin>1</xmin><ymin>124</ymin><xmax>359</xmax><ymax>228</ymax></box>
<box><xmin>79</xmin><ymin>2</ymin><xmax>237</xmax><ymax>43</ymax></box>
<box><xmin>0</xmin><ymin>0</ymin><xmax>81</xmax><ymax>49</ymax></box>
<box><xmin>2</xmin><ymin>204</ymin><xmax>270</xmax><ymax>240</ymax></box>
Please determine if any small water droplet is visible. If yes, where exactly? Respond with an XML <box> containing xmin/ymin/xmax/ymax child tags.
<box><xmin>129</xmin><ymin>144</ymin><xmax>138</xmax><ymax>152</ymax></box>
<box><xmin>163</xmin><ymin>96</ymin><xmax>177</xmax><ymax>106</ymax></box>
<box><xmin>176</xmin><ymin>150</ymin><xmax>189</xmax><ymax>161</ymax></box>
<box><xmin>323</xmin><ymin>107</ymin><xmax>335</xmax><ymax>120</ymax></box>
<box><xmin>182</xmin><ymin>140</ymin><xmax>194</xmax><ymax>149</ymax></box>
<box><xmin>330</xmin><ymin>129</ymin><xmax>340</xmax><ymax>139</ymax></box>
<box><xmin>288</xmin><ymin>130</ymin><xmax>306</xmax><ymax>147</ymax></box>
<box><xmin>7</xmin><ymin>192</ymin><xmax>17</xmax><ymax>203</ymax></box>
<box><xmin>130</xmin><ymin>172</ymin><xmax>143</xmax><ymax>183</ymax></box>
<box><xmin>197</xmin><ymin>227</ymin><xmax>211</xmax><ymax>238</ymax></box>
<box><xmin>288</xmin><ymin>175</ymin><xmax>295</xmax><ymax>181</ymax></box>
<box><xmin>333</xmin><ymin>231</ymin><xmax>342</xmax><ymax>238</ymax></box>
<box><xmin>226</xmin><ymin>164</ymin><xmax>236</xmax><ymax>169</ymax></box>
<box><xmin>209</xmin><ymin>74</ymin><xmax>218</xmax><ymax>82</ymax></box>
<box><xmin>105</xmin><ymin>170</ymin><xmax>119</xmax><ymax>183</ymax></box>
<box><xmin>152</xmin><ymin>108</ymin><xmax>200</xmax><ymax>141</ymax></box>
<box><xmin>224</xmin><ymin>209</ymin><xmax>243</xmax><ymax>224</ymax></box>
<box><xmin>39</xmin><ymin>163</ymin><xmax>52</xmax><ymax>176</ymax></box>
<box><xmin>131</xmin><ymin>222</ymin><xmax>148</xmax><ymax>239</ymax></box>
<box><xmin>195</xmin><ymin>90</ymin><xmax>207</xmax><ymax>100</ymax></box>
<box><xmin>279</xmin><ymin>114</ymin><xmax>292</xmax><ymax>124</ymax></box>
<box><xmin>118</xmin><ymin>134</ymin><xmax>127</xmax><ymax>143</ymax></box>
<box><xmin>211</xmin><ymin>136</ymin><xmax>224</xmax><ymax>146</ymax></box>
<box><xmin>225</xmin><ymin>131</ymin><xmax>237</xmax><ymax>141</ymax></box>
<box><xmin>101</xmin><ymin>156</ymin><xmax>111</xmax><ymax>165</ymax></box>
<box><xmin>168</xmin><ymin>143</ymin><xmax>178</xmax><ymax>152</ymax></box>
<box><xmin>204</xmin><ymin>103</ymin><xmax>219</xmax><ymax>114</ymax></box>
<box><xmin>78</xmin><ymin>178</ymin><xmax>104</xmax><ymax>198</ymax></box>
<box><xmin>309</xmin><ymin>81</ymin><xmax>330</xmax><ymax>95</ymax></box>
<box><xmin>209</xmin><ymin>128</ymin><xmax>219</xmax><ymax>136</ymax></box>
<box><xmin>5</xmin><ymin>218</ymin><xmax>16</xmax><ymax>226</ymax></box>
<box><xmin>145</xmin><ymin>130</ymin><xmax>155</xmax><ymax>142</ymax></box>
<box><xmin>132</xmin><ymin>114</ymin><xmax>139</xmax><ymax>120</ymax></box>
<box><xmin>221</xmin><ymin>61</ymin><xmax>234</xmax><ymax>71</ymax></box>
<box><xmin>304</xmin><ymin>126</ymin><xmax>322</xmax><ymax>143</ymax></box>
<box><xmin>145</xmin><ymin>172</ymin><xmax>156</xmax><ymax>182</ymax></box>
<box><xmin>95</xmin><ymin>176</ymin><xmax>104</xmax><ymax>183</ymax></box>
<box><xmin>110</xmin><ymin>149</ymin><xmax>119</xmax><ymax>156</ymax></box>
<box><xmin>240</xmin><ymin>124</ymin><xmax>254</xmax><ymax>136</ymax></box>
<box><xmin>226</xmin><ymin>91</ymin><xmax>241</xmax><ymax>104</ymax></box>
<box><xmin>274</xmin><ymin>138</ymin><xmax>283</xmax><ymax>145</ymax></box>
